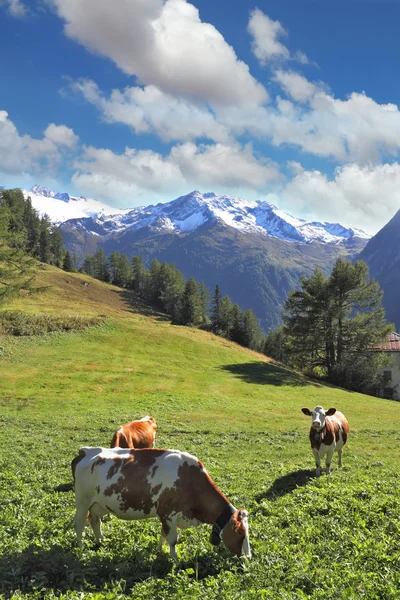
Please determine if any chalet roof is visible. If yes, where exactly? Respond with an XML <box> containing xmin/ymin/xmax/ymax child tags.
<box><xmin>374</xmin><ymin>332</ymin><xmax>400</xmax><ymax>352</ymax></box>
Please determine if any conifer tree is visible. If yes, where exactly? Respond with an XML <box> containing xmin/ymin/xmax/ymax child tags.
<box><xmin>211</xmin><ymin>284</ymin><xmax>222</xmax><ymax>332</ymax></box>
<box><xmin>283</xmin><ymin>258</ymin><xmax>392</xmax><ymax>390</ymax></box>
<box><xmin>62</xmin><ymin>250</ymin><xmax>74</xmax><ymax>272</ymax></box>
<box><xmin>180</xmin><ymin>277</ymin><xmax>201</xmax><ymax>326</ymax></box>
<box><xmin>39</xmin><ymin>215</ymin><xmax>52</xmax><ymax>263</ymax></box>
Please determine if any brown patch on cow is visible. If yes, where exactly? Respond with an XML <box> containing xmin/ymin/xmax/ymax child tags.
<box><xmin>221</xmin><ymin>509</ymin><xmax>247</xmax><ymax>557</ymax></box>
<box><xmin>156</xmin><ymin>461</ymin><xmax>229</xmax><ymax>526</ymax></box>
<box><xmin>71</xmin><ymin>448</ymin><xmax>87</xmax><ymax>481</ymax></box>
<box><xmin>91</xmin><ymin>456</ymin><xmax>105</xmax><ymax>473</ymax></box>
<box><xmin>104</xmin><ymin>449</ymin><xmax>166</xmax><ymax>515</ymax></box>
<box><xmin>107</xmin><ymin>457</ymin><xmax>123</xmax><ymax>480</ymax></box>
<box><xmin>152</xmin><ymin>483</ymin><xmax>162</xmax><ymax>495</ymax></box>
<box><xmin>110</xmin><ymin>418</ymin><xmax>158</xmax><ymax>449</ymax></box>
<box><xmin>310</xmin><ymin>412</ymin><xmax>349</xmax><ymax>449</ymax></box>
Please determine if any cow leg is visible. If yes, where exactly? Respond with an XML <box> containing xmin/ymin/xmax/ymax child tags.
<box><xmin>160</xmin><ymin>516</ymin><xmax>179</xmax><ymax>560</ymax></box>
<box><xmin>325</xmin><ymin>448</ymin><xmax>335</xmax><ymax>475</ymax></box>
<box><xmin>88</xmin><ymin>512</ymin><xmax>103</xmax><ymax>545</ymax></box>
<box><xmin>74</xmin><ymin>507</ymin><xmax>88</xmax><ymax>549</ymax></box>
<box><xmin>337</xmin><ymin>447</ymin><xmax>343</xmax><ymax>468</ymax></box>
<box><xmin>312</xmin><ymin>448</ymin><xmax>321</xmax><ymax>476</ymax></box>
<box><xmin>158</xmin><ymin>526</ymin><xmax>168</xmax><ymax>552</ymax></box>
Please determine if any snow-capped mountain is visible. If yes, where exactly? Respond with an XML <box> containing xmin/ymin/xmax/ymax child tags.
<box><xmin>24</xmin><ymin>185</ymin><xmax>131</xmax><ymax>224</ymax></box>
<box><xmin>25</xmin><ymin>186</ymin><xmax>370</xmax><ymax>245</ymax></box>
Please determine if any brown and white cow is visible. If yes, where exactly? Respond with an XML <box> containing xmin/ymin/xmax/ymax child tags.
<box><xmin>301</xmin><ymin>406</ymin><xmax>349</xmax><ymax>476</ymax></box>
<box><xmin>110</xmin><ymin>416</ymin><xmax>157</xmax><ymax>449</ymax></box>
<box><xmin>71</xmin><ymin>447</ymin><xmax>251</xmax><ymax>560</ymax></box>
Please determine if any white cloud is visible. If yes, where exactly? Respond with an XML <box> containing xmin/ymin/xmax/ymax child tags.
<box><xmin>270</xmin><ymin>86</ymin><xmax>400</xmax><ymax>163</ymax></box>
<box><xmin>43</xmin><ymin>123</ymin><xmax>79</xmax><ymax>149</ymax></box>
<box><xmin>0</xmin><ymin>0</ymin><xmax>27</xmax><ymax>17</ymax></box>
<box><xmin>276</xmin><ymin>162</ymin><xmax>400</xmax><ymax>234</ymax></box>
<box><xmin>248</xmin><ymin>9</ymin><xmax>310</xmax><ymax>65</ymax></box>
<box><xmin>273</xmin><ymin>70</ymin><xmax>322</xmax><ymax>103</ymax></box>
<box><xmin>248</xmin><ymin>9</ymin><xmax>290</xmax><ymax>63</ymax></box>
<box><xmin>51</xmin><ymin>0</ymin><xmax>267</xmax><ymax>107</ymax></box>
<box><xmin>72</xmin><ymin>141</ymin><xmax>281</xmax><ymax>205</ymax></box>
<box><xmin>70</xmin><ymin>79</ymin><xmax>231</xmax><ymax>143</ymax></box>
<box><xmin>0</xmin><ymin>110</ymin><xmax>79</xmax><ymax>175</ymax></box>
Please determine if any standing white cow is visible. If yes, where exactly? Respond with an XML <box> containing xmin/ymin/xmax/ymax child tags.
<box><xmin>301</xmin><ymin>406</ymin><xmax>350</xmax><ymax>475</ymax></box>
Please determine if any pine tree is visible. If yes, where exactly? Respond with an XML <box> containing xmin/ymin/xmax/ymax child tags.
<box><xmin>198</xmin><ymin>281</ymin><xmax>210</xmax><ymax>329</ymax></box>
<box><xmin>211</xmin><ymin>284</ymin><xmax>222</xmax><ymax>332</ymax></box>
<box><xmin>62</xmin><ymin>250</ymin><xmax>74</xmax><ymax>272</ymax></box>
<box><xmin>180</xmin><ymin>277</ymin><xmax>201</xmax><ymax>326</ymax></box>
<box><xmin>131</xmin><ymin>256</ymin><xmax>147</xmax><ymax>296</ymax></box>
<box><xmin>93</xmin><ymin>249</ymin><xmax>110</xmax><ymax>282</ymax></box>
<box><xmin>0</xmin><ymin>242</ymin><xmax>37</xmax><ymax>307</ymax></box>
<box><xmin>39</xmin><ymin>215</ymin><xmax>52</xmax><ymax>263</ymax></box>
<box><xmin>49</xmin><ymin>225</ymin><xmax>64</xmax><ymax>267</ymax></box>
<box><xmin>283</xmin><ymin>258</ymin><xmax>392</xmax><ymax>390</ymax></box>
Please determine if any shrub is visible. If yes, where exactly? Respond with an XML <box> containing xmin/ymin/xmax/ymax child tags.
<box><xmin>0</xmin><ymin>311</ymin><xmax>104</xmax><ymax>336</ymax></box>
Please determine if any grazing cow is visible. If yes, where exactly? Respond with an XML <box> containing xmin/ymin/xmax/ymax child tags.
<box><xmin>71</xmin><ymin>447</ymin><xmax>251</xmax><ymax>560</ymax></box>
<box><xmin>301</xmin><ymin>406</ymin><xmax>349</xmax><ymax>476</ymax></box>
<box><xmin>110</xmin><ymin>416</ymin><xmax>157</xmax><ymax>449</ymax></box>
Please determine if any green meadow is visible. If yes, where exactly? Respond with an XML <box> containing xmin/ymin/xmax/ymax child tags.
<box><xmin>0</xmin><ymin>266</ymin><xmax>399</xmax><ymax>599</ymax></box>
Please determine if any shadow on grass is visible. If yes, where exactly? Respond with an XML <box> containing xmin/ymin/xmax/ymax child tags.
<box><xmin>118</xmin><ymin>290</ymin><xmax>170</xmax><ymax>322</ymax></box>
<box><xmin>221</xmin><ymin>362</ymin><xmax>320</xmax><ymax>387</ymax></box>
<box><xmin>256</xmin><ymin>469</ymin><xmax>314</xmax><ymax>502</ymax></box>
<box><xmin>0</xmin><ymin>542</ymin><xmax>224</xmax><ymax>597</ymax></box>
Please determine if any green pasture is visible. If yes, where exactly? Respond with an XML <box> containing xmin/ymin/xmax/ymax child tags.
<box><xmin>0</xmin><ymin>267</ymin><xmax>399</xmax><ymax>599</ymax></box>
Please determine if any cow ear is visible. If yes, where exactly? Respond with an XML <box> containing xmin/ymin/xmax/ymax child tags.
<box><xmin>325</xmin><ymin>407</ymin><xmax>337</xmax><ymax>416</ymax></box>
<box><xmin>301</xmin><ymin>408</ymin><xmax>312</xmax><ymax>416</ymax></box>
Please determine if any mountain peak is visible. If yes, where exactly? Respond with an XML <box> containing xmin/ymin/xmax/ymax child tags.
<box><xmin>30</xmin><ymin>184</ymin><xmax>55</xmax><ymax>197</ymax></box>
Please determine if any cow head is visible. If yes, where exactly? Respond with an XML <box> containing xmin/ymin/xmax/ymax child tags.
<box><xmin>140</xmin><ymin>416</ymin><xmax>157</xmax><ymax>430</ymax></box>
<box><xmin>301</xmin><ymin>406</ymin><xmax>337</xmax><ymax>430</ymax></box>
<box><xmin>221</xmin><ymin>509</ymin><xmax>251</xmax><ymax>558</ymax></box>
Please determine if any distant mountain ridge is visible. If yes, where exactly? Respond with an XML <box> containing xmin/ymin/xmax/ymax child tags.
<box><xmin>23</xmin><ymin>185</ymin><xmax>370</xmax><ymax>331</ymax></box>
<box><xmin>358</xmin><ymin>209</ymin><xmax>400</xmax><ymax>330</ymax></box>
<box><xmin>24</xmin><ymin>186</ymin><xmax>369</xmax><ymax>246</ymax></box>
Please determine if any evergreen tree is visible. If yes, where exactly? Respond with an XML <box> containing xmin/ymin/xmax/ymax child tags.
<box><xmin>49</xmin><ymin>225</ymin><xmax>64</xmax><ymax>267</ymax></box>
<box><xmin>93</xmin><ymin>249</ymin><xmax>110</xmax><ymax>282</ymax></box>
<box><xmin>23</xmin><ymin>196</ymin><xmax>40</xmax><ymax>256</ymax></box>
<box><xmin>242</xmin><ymin>309</ymin><xmax>264</xmax><ymax>350</ymax></box>
<box><xmin>131</xmin><ymin>255</ymin><xmax>147</xmax><ymax>296</ymax></box>
<box><xmin>158</xmin><ymin>262</ymin><xmax>185</xmax><ymax>321</ymax></box>
<box><xmin>220</xmin><ymin>294</ymin><xmax>234</xmax><ymax>336</ymax></box>
<box><xmin>39</xmin><ymin>214</ymin><xmax>52</xmax><ymax>263</ymax></box>
<box><xmin>230</xmin><ymin>304</ymin><xmax>245</xmax><ymax>345</ymax></box>
<box><xmin>0</xmin><ymin>242</ymin><xmax>37</xmax><ymax>307</ymax></box>
<box><xmin>283</xmin><ymin>258</ymin><xmax>392</xmax><ymax>390</ymax></box>
<box><xmin>211</xmin><ymin>284</ymin><xmax>222</xmax><ymax>332</ymax></box>
<box><xmin>62</xmin><ymin>250</ymin><xmax>74</xmax><ymax>272</ymax></box>
<box><xmin>180</xmin><ymin>277</ymin><xmax>201</xmax><ymax>326</ymax></box>
<box><xmin>198</xmin><ymin>280</ymin><xmax>210</xmax><ymax>329</ymax></box>
<box><xmin>82</xmin><ymin>254</ymin><xmax>96</xmax><ymax>278</ymax></box>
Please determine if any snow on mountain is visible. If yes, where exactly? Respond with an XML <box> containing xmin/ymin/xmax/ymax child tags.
<box><xmin>26</xmin><ymin>186</ymin><xmax>370</xmax><ymax>245</ymax></box>
<box><xmin>24</xmin><ymin>185</ymin><xmax>131</xmax><ymax>224</ymax></box>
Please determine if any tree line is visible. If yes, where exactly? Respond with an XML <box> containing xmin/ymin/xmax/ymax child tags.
<box><xmin>81</xmin><ymin>249</ymin><xmax>265</xmax><ymax>351</ymax></box>
<box><xmin>264</xmin><ymin>258</ymin><xmax>392</xmax><ymax>394</ymax></box>
<box><xmin>0</xmin><ymin>188</ymin><xmax>74</xmax><ymax>270</ymax></box>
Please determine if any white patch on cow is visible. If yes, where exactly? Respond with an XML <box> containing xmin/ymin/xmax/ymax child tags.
<box><xmin>139</xmin><ymin>415</ymin><xmax>152</xmax><ymax>422</ymax></box>
<box><xmin>241</xmin><ymin>511</ymin><xmax>252</xmax><ymax>559</ymax></box>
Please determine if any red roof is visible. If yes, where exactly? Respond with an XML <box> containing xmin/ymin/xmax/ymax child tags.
<box><xmin>374</xmin><ymin>332</ymin><xmax>400</xmax><ymax>352</ymax></box>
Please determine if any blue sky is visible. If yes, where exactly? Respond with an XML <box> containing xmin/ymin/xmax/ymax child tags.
<box><xmin>2</xmin><ymin>0</ymin><xmax>400</xmax><ymax>232</ymax></box>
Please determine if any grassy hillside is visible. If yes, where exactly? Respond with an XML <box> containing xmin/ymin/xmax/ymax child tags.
<box><xmin>0</xmin><ymin>265</ymin><xmax>399</xmax><ymax>599</ymax></box>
